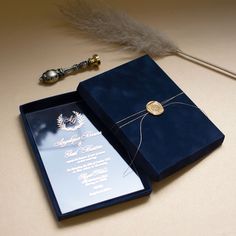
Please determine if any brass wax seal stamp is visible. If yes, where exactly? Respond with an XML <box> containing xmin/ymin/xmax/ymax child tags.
<box><xmin>146</xmin><ymin>101</ymin><xmax>164</xmax><ymax>116</ymax></box>
<box><xmin>39</xmin><ymin>54</ymin><xmax>101</xmax><ymax>84</ymax></box>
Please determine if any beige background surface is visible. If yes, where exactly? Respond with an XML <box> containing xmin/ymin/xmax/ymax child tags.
<box><xmin>0</xmin><ymin>0</ymin><xmax>236</xmax><ymax>235</ymax></box>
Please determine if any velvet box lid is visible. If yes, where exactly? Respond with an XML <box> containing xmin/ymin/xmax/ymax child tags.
<box><xmin>77</xmin><ymin>55</ymin><xmax>225</xmax><ymax>180</ymax></box>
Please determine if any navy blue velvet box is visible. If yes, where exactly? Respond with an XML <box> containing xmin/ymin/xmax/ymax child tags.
<box><xmin>20</xmin><ymin>55</ymin><xmax>224</xmax><ymax>220</ymax></box>
<box><xmin>78</xmin><ymin>55</ymin><xmax>224</xmax><ymax>180</ymax></box>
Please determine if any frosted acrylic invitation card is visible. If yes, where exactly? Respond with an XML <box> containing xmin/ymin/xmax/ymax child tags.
<box><xmin>25</xmin><ymin>101</ymin><xmax>144</xmax><ymax>215</ymax></box>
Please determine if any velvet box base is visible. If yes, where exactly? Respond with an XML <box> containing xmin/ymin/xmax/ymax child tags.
<box><xmin>20</xmin><ymin>92</ymin><xmax>151</xmax><ymax>220</ymax></box>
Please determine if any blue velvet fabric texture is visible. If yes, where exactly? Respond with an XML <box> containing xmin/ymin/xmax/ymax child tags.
<box><xmin>78</xmin><ymin>55</ymin><xmax>225</xmax><ymax>180</ymax></box>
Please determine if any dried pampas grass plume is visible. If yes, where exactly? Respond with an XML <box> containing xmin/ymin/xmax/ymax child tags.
<box><xmin>59</xmin><ymin>0</ymin><xmax>236</xmax><ymax>79</ymax></box>
<box><xmin>59</xmin><ymin>0</ymin><xmax>178</xmax><ymax>57</ymax></box>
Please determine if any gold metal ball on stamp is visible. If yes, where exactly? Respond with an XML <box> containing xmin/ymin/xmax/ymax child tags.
<box><xmin>88</xmin><ymin>54</ymin><xmax>101</xmax><ymax>67</ymax></box>
<box><xmin>146</xmin><ymin>101</ymin><xmax>164</xmax><ymax>116</ymax></box>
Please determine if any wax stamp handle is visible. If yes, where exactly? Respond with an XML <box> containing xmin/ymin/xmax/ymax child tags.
<box><xmin>39</xmin><ymin>54</ymin><xmax>101</xmax><ymax>84</ymax></box>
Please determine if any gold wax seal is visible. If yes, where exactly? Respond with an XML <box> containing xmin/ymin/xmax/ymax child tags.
<box><xmin>146</xmin><ymin>101</ymin><xmax>164</xmax><ymax>116</ymax></box>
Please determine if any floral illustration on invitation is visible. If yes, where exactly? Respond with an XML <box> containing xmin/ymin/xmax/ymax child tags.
<box><xmin>57</xmin><ymin>111</ymin><xmax>85</xmax><ymax>131</ymax></box>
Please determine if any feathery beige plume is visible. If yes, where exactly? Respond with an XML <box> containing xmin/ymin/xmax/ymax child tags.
<box><xmin>59</xmin><ymin>0</ymin><xmax>236</xmax><ymax>79</ymax></box>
